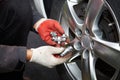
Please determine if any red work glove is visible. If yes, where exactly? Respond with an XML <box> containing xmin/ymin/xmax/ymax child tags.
<box><xmin>34</xmin><ymin>18</ymin><xmax>65</xmax><ymax>46</ymax></box>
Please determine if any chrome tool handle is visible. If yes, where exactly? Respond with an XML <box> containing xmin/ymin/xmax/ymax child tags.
<box><xmin>60</xmin><ymin>46</ymin><xmax>73</xmax><ymax>56</ymax></box>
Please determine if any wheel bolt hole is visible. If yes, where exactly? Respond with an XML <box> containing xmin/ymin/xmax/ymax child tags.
<box><xmin>85</xmin><ymin>28</ymin><xmax>90</xmax><ymax>35</ymax></box>
<box><xmin>76</xmin><ymin>29</ymin><xmax>82</xmax><ymax>37</ymax></box>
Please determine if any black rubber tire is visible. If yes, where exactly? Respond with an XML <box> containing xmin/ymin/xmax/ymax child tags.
<box><xmin>50</xmin><ymin>0</ymin><xmax>120</xmax><ymax>80</ymax></box>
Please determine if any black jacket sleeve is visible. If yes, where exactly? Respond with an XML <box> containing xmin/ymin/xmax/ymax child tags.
<box><xmin>30</xmin><ymin>0</ymin><xmax>44</xmax><ymax>24</ymax></box>
<box><xmin>0</xmin><ymin>45</ymin><xmax>27</xmax><ymax>73</ymax></box>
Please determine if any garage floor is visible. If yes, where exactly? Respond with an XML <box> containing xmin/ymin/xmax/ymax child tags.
<box><xmin>24</xmin><ymin>31</ymin><xmax>61</xmax><ymax>80</ymax></box>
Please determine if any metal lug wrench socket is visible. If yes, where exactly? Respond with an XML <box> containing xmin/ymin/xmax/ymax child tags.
<box><xmin>60</xmin><ymin>41</ymin><xmax>82</xmax><ymax>56</ymax></box>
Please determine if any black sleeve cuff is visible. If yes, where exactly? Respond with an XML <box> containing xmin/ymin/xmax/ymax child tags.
<box><xmin>14</xmin><ymin>46</ymin><xmax>27</xmax><ymax>71</ymax></box>
<box><xmin>0</xmin><ymin>45</ymin><xmax>27</xmax><ymax>73</ymax></box>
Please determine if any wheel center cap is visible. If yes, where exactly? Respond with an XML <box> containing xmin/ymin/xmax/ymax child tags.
<box><xmin>81</xmin><ymin>35</ymin><xmax>91</xmax><ymax>48</ymax></box>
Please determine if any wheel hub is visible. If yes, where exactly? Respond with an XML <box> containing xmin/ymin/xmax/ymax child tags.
<box><xmin>81</xmin><ymin>35</ymin><xmax>91</xmax><ymax>49</ymax></box>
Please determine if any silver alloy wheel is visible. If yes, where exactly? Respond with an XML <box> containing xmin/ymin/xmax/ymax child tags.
<box><xmin>59</xmin><ymin>0</ymin><xmax>120</xmax><ymax>80</ymax></box>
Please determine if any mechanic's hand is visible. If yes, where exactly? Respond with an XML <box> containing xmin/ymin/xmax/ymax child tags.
<box><xmin>34</xmin><ymin>18</ymin><xmax>65</xmax><ymax>46</ymax></box>
<box><xmin>29</xmin><ymin>46</ymin><xmax>71</xmax><ymax>68</ymax></box>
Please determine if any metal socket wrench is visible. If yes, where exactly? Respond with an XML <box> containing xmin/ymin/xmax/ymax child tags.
<box><xmin>60</xmin><ymin>46</ymin><xmax>73</xmax><ymax>56</ymax></box>
<box><xmin>60</xmin><ymin>41</ymin><xmax>82</xmax><ymax>56</ymax></box>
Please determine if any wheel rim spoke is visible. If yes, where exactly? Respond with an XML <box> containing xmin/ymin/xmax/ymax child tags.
<box><xmin>84</xmin><ymin>0</ymin><xmax>104</xmax><ymax>36</ymax></box>
<box><xmin>61</xmin><ymin>0</ymin><xmax>85</xmax><ymax>38</ymax></box>
<box><xmin>81</xmin><ymin>49</ymin><xmax>90</xmax><ymax>80</ymax></box>
<box><xmin>67</xmin><ymin>0</ymin><xmax>83</xmax><ymax>28</ymax></box>
<box><xmin>89</xmin><ymin>50</ymin><xmax>97</xmax><ymax>80</ymax></box>
<box><xmin>68</xmin><ymin>52</ymin><xmax>81</xmax><ymax>62</ymax></box>
<box><xmin>92</xmin><ymin>37</ymin><xmax>120</xmax><ymax>69</ymax></box>
<box><xmin>81</xmin><ymin>49</ymin><xmax>97</xmax><ymax>80</ymax></box>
